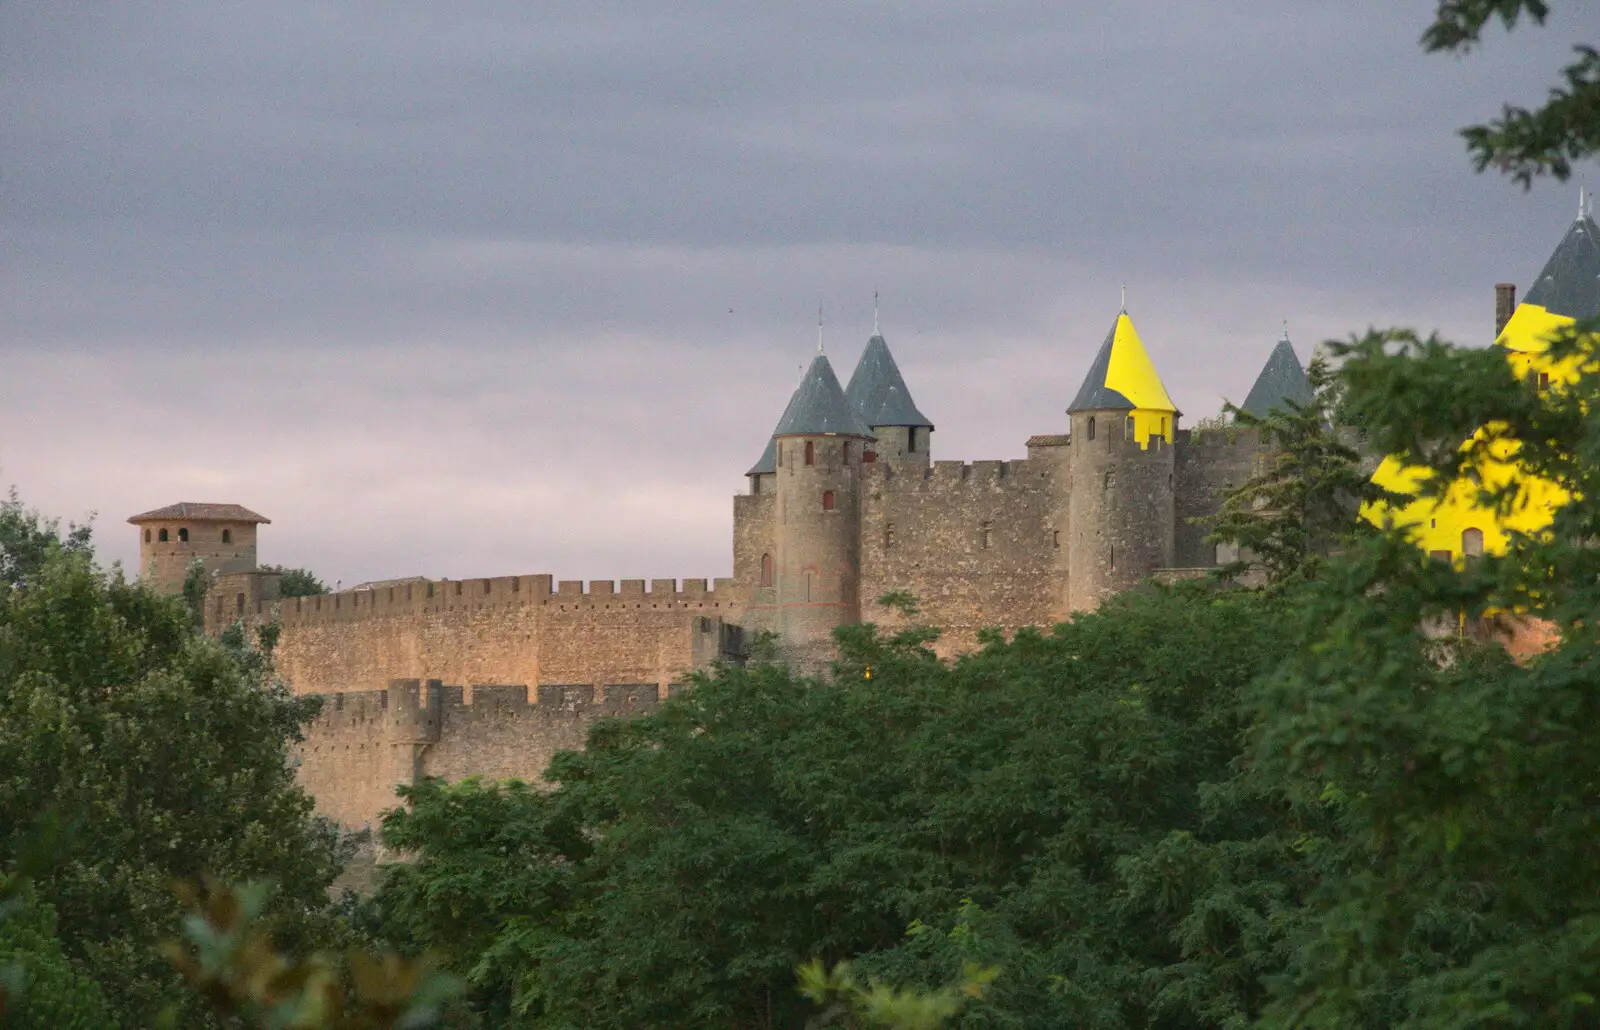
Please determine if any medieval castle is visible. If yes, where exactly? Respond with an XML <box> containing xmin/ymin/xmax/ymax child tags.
<box><xmin>127</xmin><ymin>301</ymin><xmax>1317</xmax><ymax>827</ymax></box>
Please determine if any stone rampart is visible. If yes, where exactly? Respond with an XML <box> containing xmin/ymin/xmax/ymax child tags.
<box><xmin>261</xmin><ymin>575</ymin><xmax>736</xmax><ymax>698</ymax></box>
<box><xmin>860</xmin><ymin>458</ymin><xmax>1057</xmax><ymax>655</ymax></box>
<box><xmin>295</xmin><ymin>678</ymin><xmax>662</xmax><ymax>829</ymax></box>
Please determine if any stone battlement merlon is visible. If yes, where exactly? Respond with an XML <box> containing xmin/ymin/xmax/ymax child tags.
<box><xmin>263</xmin><ymin>573</ymin><xmax>733</xmax><ymax>627</ymax></box>
<box><xmin>305</xmin><ymin>678</ymin><xmax>663</xmax><ymax>734</ymax></box>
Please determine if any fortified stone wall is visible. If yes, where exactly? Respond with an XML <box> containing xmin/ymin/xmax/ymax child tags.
<box><xmin>731</xmin><ymin>492</ymin><xmax>778</xmax><ymax>637</ymax></box>
<box><xmin>295</xmin><ymin>678</ymin><xmax>663</xmax><ymax>829</ymax></box>
<box><xmin>1173</xmin><ymin>428</ymin><xmax>1268</xmax><ymax>568</ymax></box>
<box><xmin>860</xmin><ymin>458</ymin><xmax>1058</xmax><ymax>656</ymax></box>
<box><xmin>247</xmin><ymin>575</ymin><xmax>736</xmax><ymax>698</ymax></box>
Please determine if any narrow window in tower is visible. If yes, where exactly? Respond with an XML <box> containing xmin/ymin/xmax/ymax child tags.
<box><xmin>980</xmin><ymin>521</ymin><xmax>992</xmax><ymax>549</ymax></box>
<box><xmin>842</xmin><ymin>441</ymin><xmax>851</xmax><ymax>464</ymax></box>
<box><xmin>1539</xmin><ymin>371</ymin><xmax>1551</xmax><ymax>391</ymax></box>
<box><xmin>1052</xmin><ymin>529</ymin><xmax>1060</xmax><ymax>549</ymax></box>
<box><xmin>805</xmin><ymin>570</ymin><xmax>813</xmax><ymax>602</ymax></box>
<box><xmin>805</xmin><ymin>441</ymin><xmax>815</xmax><ymax>466</ymax></box>
<box><xmin>178</xmin><ymin>528</ymin><xmax>189</xmax><ymax>543</ymax></box>
<box><xmin>144</xmin><ymin>529</ymin><xmax>151</xmax><ymax>544</ymax></box>
<box><xmin>884</xmin><ymin>522</ymin><xmax>895</xmax><ymax>548</ymax></box>
<box><xmin>777</xmin><ymin>442</ymin><xmax>783</xmax><ymax>467</ymax></box>
<box><xmin>1087</xmin><ymin>417</ymin><xmax>1096</xmax><ymax>441</ymax></box>
<box><xmin>158</xmin><ymin>528</ymin><xmax>169</xmax><ymax>542</ymax></box>
<box><xmin>759</xmin><ymin>553</ymin><xmax>774</xmax><ymax>587</ymax></box>
<box><xmin>222</xmin><ymin>528</ymin><xmax>232</xmax><ymax>544</ymax></box>
<box><xmin>908</xmin><ymin>427</ymin><xmax>918</xmax><ymax>453</ymax></box>
<box><xmin>822</xmin><ymin>490</ymin><xmax>836</xmax><ymax>511</ymax></box>
<box><xmin>1462</xmin><ymin>527</ymin><xmax>1485</xmax><ymax>562</ymax></box>
<box><xmin>1125</xmin><ymin>416</ymin><xmax>1135</xmax><ymax>440</ymax></box>
<box><xmin>1110</xmin><ymin>545</ymin><xmax>1115</xmax><ymax>568</ymax></box>
<box><xmin>236</xmin><ymin>593</ymin><xmax>246</xmax><ymax>614</ymax></box>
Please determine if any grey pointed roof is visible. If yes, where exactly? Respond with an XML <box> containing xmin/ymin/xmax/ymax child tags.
<box><xmin>1523</xmin><ymin>213</ymin><xmax>1600</xmax><ymax>319</ymax></box>
<box><xmin>772</xmin><ymin>353</ymin><xmax>874</xmax><ymax>438</ymax></box>
<box><xmin>844</xmin><ymin>335</ymin><xmax>933</xmax><ymax>429</ymax></box>
<box><xmin>1241</xmin><ymin>335</ymin><xmax>1315</xmax><ymax>417</ymax></box>
<box><xmin>1067</xmin><ymin>318</ymin><xmax>1135</xmax><ymax>412</ymax></box>
<box><xmin>746</xmin><ymin>434</ymin><xmax>777</xmax><ymax>476</ymax></box>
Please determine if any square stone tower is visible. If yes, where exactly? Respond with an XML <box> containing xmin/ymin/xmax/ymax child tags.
<box><xmin>127</xmin><ymin>502</ymin><xmax>270</xmax><ymax>595</ymax></box>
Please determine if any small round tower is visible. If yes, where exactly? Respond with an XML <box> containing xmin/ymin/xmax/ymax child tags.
<box><xmin>127</xmin><ymin>502</ymin><xmax>270</xmax><ymax>595</ymax></box>
<box><xmin>1064</xmin><ymin>309</ymin><xmax>1178</xmax><ymax>613</ymax></box>
<box><xmin>771</xmin><ymin>352</ymin><xmax>875</xmax><ymax>669</ymax></box>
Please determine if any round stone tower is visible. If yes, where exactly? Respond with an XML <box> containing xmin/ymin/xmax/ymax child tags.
<box><xmin>1064</xmin><ymin>309</ymin><xmax>1178</xmax><ymax>613</ymax></box>
<box><xmin>127</xmin><ymin>502</ymin><xmax>270</xmax><ymax>595</ymax></box>
<box><xmin>771</xmin><ymin>352</ymin><xmax>875</xmax><ymax>670</ymax></box>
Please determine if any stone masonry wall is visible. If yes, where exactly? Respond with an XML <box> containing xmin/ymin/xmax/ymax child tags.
<box><xmin>294</xmin><ymin>679</ymin><xmax>663</xmax><ymax>829</ymax></box>
<box><xmin>261</xmin><ymin>574</ymin><xmax>735</xmax><ymax>698</ymax></box>
<box><xmin>859</xmin><ymin>459</ymin><xmax>1058</xmax><ymax>656</ymax></box>
<box><xmin>1173</xmin><ymin>428</ymin><xmax>1266</xmax><ymax>568</ymax></box>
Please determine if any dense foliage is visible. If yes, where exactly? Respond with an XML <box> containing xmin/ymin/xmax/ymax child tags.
<box><xmin>373</xmin><ymin>586</ymin><xmax>1305</xmax><ymax>1029</ymax></box>
<box><xmin>264</xmin><ymin>565</ymin><xmax>331</xmax><ymax>598</ymax></box>
<box><xmin>0</xmin><ymin>503</ymin><xmax>349</xmax><ymax>1026</ymax></box>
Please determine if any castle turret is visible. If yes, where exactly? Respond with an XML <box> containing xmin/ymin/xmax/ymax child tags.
<box><xmin>771</xmin><ymin>352</ymin><xmax>874</xmax><ymax>669</ymax></box>
<box><xmin>844</xmin><ymin>331</ymin><xmax>934</xmax><ymax>471</ymax></box>
<box><xmin>1064</xmin><ymin>309</ymin><xmax>1178</xmax><ymax>612</ymax></box>
<box><xmin>127</xmin><ymin>502</ymin><xmax>270</xmax><ymax>595</ymax></box>
<box><xmin>1240</xmin><ymin>326</ymin><xmax>1314</xmax><ymax>418</ymax></box>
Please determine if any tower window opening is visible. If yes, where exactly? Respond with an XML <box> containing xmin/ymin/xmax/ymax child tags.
<box><xmin>222</xmin><ymin>528</ymin><xmax>232</xmax><ymax>544</ymax></box>
<box><xmin>1087</xmin><ymin>417</ymin><xmax>1096</xmax><ymax>441</ymax></box>
<box><xmin>884</xmin><ymin>522</ymin><xmax>896</xmax><ymax>548</ymax></box>
<box><xmin>1539</xmin><ymin>371</ymin><xmax>1551</xmax><ymax>391</ymax></box>
<box><xmin>759</xmin><ymin>553</ymin><xmax>774</xmax><ymax>587</ymax></box>
<box><xmin>1110</xmin><ymin>545</ymin><xmax>1115</xmax><ymax>568</ymax></box>
<box><xmin>158</xmin><ymin>528</ymin><xmax>169</xmax><ymax>542</ymax></box>
<box><xmin>805</xmin><ymin>441</ymin><xmax>815</xmax><ymax>466</ymax></box>
<box><xmin>1125</xmin><ymin>416</ymin><xmax>1135</xmax><ymax>440</ymax></box>
<box><xmin>805</xmin><ymin>570</ymin><xmax>814</xmax><ymax>603</ymax></box>
<box><xmin>842</xmin><ymin>441</ymin><xmax>851</xmax><ymax>464</ymax></box>
<box><xmin>236</xmin><ymin>592</ymin><xmax>245</xmax><ymax>614</ymax></box>
<box><xmin>980</xmin><ymin>521</ymin><xmax>992</xmax><ymax>549</ymax></box>
<box><xmin>822</xmin><ymin>490</ymin><xmax>836</xmax><ymax>511</ymax></box>
<box><xmin>1462</xmin><ymin>527</ymin><xmax>1485</xmax><ymax>560</ymax></box>
<box><xmin>908</xmin><ymin>427</ymin><xmax>918</xmax><ymax>453</ymax></box>
<box><xmin>1052</xmin><ymin>529</ymin><xmax>1060</xmax><ymax>549</ymax></box>
<box><xmin>144</xmin><ymin>529</ymin><xmax>151</xmax><ymax>543</ymax></box>
<box><xmin>178</xmin><ymin>528</ymin><xmax>189</xmax><ymax>543</ymax></box>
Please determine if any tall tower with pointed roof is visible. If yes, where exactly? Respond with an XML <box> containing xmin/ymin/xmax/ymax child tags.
<box><xmin>1064</xmin><ymin>308</ymin><xmax>1179</xmax><ymax>612</ymax></box>
<box><xmin>1241</xmin><ymin>327</ymin><xmax>1315</xmax><ymax>418</ymax></box>
<box><xmin>766</xmin><ymin>352</ymin><xmax>876</xmax><ymax>668</ymax></box>
<box><xmin>845</xmin><ymin>330</ymin><xmax>934</xmax><ymax>471</ymax></box>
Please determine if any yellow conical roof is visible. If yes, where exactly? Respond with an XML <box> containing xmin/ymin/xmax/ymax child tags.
<box><xmin>1068</xmin><ymin>311</ymin><xmax>1177</xmax><ymax>414</ymax></box>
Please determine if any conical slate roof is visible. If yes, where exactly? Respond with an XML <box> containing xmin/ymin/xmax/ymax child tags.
<box><xmin>1068</xmin><ymin>311</ymin><xmax>1177</xmax><ymax>414</ymax></box>
<box><xmin>1523</xmin><ymin>213</ymin><xmax>1600</xmax><ymax>319</ymax></box>
<box><xmin>773</xmin><ymin>353</ymin><xmax>874</xmax><ymax>438</ymax></box>
<box><xmin>844</xmin><ymin>335</ymin><xmax>933</xmax><ymax>428</ymax></box>
<box><xmin>1240</xmin><ymin>332</ymin><xmax>1314</xmax><ymax>417</ymax></box>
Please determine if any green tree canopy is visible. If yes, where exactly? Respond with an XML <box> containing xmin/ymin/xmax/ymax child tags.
<box><xmin>0</xmin><ymin>497</ymin><xmax>348</xmax><ymax>1026</ymax></box>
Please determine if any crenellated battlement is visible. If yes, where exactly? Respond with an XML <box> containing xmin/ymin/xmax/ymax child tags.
<box><xmin>306</xmin><ymin>678</ymin><xmax>663</xmax><ymax>735</ymax></box>
<box><xmin>266</xmin><ymin>573</ymin><xmax>734</xmax><ymax>628</ymax></box>
<box><xmin>865</xmin><ymin>458</ymin><xmax>1042</xmax><ymax>488</ymax></box>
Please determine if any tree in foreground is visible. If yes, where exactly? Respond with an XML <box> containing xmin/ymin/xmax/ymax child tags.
<box><xmin>0</xmin><ymin>498</ymin><xmax>349</xmax><ymax>1026</ymax></box>
<box><xmin>371</xmin><ymin>585</ymin><xmax>1302</xmax><ymax>1029</ymax></box>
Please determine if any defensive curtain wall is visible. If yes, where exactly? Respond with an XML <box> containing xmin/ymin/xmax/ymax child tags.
<box><xmin>208</xmin><ymin>572</ymin><xmax>739</xmax><ymax>829</ymax></box>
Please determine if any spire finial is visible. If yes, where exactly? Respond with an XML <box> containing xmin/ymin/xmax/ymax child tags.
<box><xmin>817</xmin><ymin>305</ymin><xmax>824</xmax><ymax>354</ymax></box>
<box><xmin>1581</xmin><ymin>184</ymin><xmax>1587</xmax><ymax>221</ymax></box>
<box><xmin>873</xmin><ymin>289</ymin><xmax>880</xmax><ymax>335</ymax></box>
<box><xmin>1281</xmin><ymin>319</ymin><xmax>1290</xmax><ymax>342</ymax></box>
<box><xmin>1120</xmin><ymin>284</ymin><xmax>1127</xmax><ymax>313</ymax></box>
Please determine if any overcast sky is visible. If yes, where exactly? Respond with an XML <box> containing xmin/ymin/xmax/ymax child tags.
<box><xmin>2</xmin><ymin>2</ymin><xmax>1593</xmax><ymax>587</ymax></box>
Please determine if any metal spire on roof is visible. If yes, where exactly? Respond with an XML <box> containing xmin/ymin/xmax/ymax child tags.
<box><xmin>817</xmin><ymin>305</ymin><xmax>824</xmax><ymax>354</ymax></box>
<box><xmin>1282</xmin><ymin>319</ymin><xmax>1290</xmax><ymax>342</ymax></box>
<box><xmin>1581</xmin><ymin>184</ymin><xmax>1587</xmax><ymax>220</ymax></box>
<box><xmin>1120</xmin><ymin>284</ymin><xmax>1127</xmax><ymax>313</ymax></box>
<box><xmin>873</xmin><ymin>289</ymin><xmax>880</xmax><ymax>335</ymax></box>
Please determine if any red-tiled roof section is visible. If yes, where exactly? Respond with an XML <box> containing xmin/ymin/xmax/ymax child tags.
<box><xmin>127</xmin><ymin>503</ymin><xmax>271</xmax><ymax>525</ymax></box>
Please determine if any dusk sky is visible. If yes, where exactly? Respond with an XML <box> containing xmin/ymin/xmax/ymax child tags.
<box><xmin>3</xmin><ymin>2</ymin><xmax>1593</xmax><ymax>588</ymax></box>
